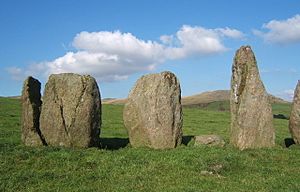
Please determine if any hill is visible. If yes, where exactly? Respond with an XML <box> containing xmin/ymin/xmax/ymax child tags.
<box><xmin>102</xmin><ymin>98</ymin><xmax>128</xmax><ymax>104</ymax></box>
<box><xmin>102</xmin><ymin>90</ymin><xmax>289</xmax><ymax>106</ymax></box>
<box><xmin>182</xmin><ymin>90</ymin><xmax>230</xmax><ymax>106</ymax></box>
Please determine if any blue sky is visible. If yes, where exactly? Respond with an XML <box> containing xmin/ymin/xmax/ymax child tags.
<box><xmin>1</xmin><ymin>0</ymin><xmax>300</xmax><ymax>100</ymax></box>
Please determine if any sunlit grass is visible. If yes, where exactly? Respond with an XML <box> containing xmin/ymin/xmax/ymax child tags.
<box><xmin>1</xmin><ymin>98</ymin><xmax>299</xmax><ymax>191</ymax></box>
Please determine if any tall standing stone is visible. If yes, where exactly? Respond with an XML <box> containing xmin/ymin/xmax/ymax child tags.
<box><xmin>40</xmin><ymin>73</ymin><xmax>101</xmax><ymax>148</ymax></box>
<box><xmin>123</xmin><ymin>71</ymin><xmax>183</xmax><ymax>149</ymax></box>
<box><xmin>289</xmin><ymin>81</ymin><xmax>300</xmax><ymax>144</ymax></box>
<box><xmin>230</xmin><ymin>46</ymin><xmax>275</xmax><ymax>150</ymax></box>
<box><xmin>21</xmin><ymin>76</ymin><xmax>46</xmax><ymax>146</ymax></box>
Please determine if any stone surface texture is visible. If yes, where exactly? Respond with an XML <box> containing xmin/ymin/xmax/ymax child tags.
<box><xmin>123</xmin><ymin>71</ymin><xmax>183</xmax><ymax>149</ymax></box>
<box><xmin>21</xmin><ymin>76</ymin><xmax>45</xmax><ymax>146</ymax></box>
<box><xmin>230</xmin><ymin>46</ymin><xmax>275</xmax><ymax>150</ymax></box>
<box><xmin>194</xmin><ymin>135</ymin><xmax>225</xmax><ymax>147</ymax></box>
<box><xmin>289</xmin><ymin>81</ymin><xmax>300</xmax><ymax>144</ymax></box>
<box><xmin>40</xmin><ymin>73</ymin><xmax>101</xmax><ymax>148</ymax></box>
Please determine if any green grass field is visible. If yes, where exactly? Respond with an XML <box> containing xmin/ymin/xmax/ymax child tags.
<box><xmin>1</xmin><ymin>98</ymin><xmax>300</xmax><ymax>191</ymax></box>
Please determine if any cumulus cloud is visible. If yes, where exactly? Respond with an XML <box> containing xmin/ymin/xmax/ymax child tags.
<box><xmin>8</xmin><ymin>25</ymin><xmax>244</xmax><ymax>82</ymax></box>
<box><xmin>44</xmin><ymin>51</ymin><xmax>156</xmax><ymax>82</ymax></box>
<box><xmin>163</xmin><ymin>25</ymin><xmax>245</xmax><ymax>59</ymax></box>
<box><xmin>254</xmin><ymin>14</ymin><xmax>300</xmax><ymax>44</ymax></box>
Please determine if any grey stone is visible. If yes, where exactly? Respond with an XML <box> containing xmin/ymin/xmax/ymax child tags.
<box><xmin>194</xmin><ymin>135</ymin><xmax>225</xmax><ymax>147</ymax></box>
<box><xmin>123</xmin><ymin>71</ymin><xmax>182</xmax><ymax>149</ymax></box>
<box><xmin>21</xmin><ymin>76</ymin><xmax>45</xmax><ymax>146</ymax></box>
<box><xmin>289</xmin><ymin>81</ymin><xmax>300</xmax><ymax>144</ymax></box>
<box><xmin>40</xmin><ymin>73</ymin><xmax>101</xmax><ymax>148</ymax></box>
<box><xmin>230</xmin><ymin>46</ymin><xmax>275</xmax><ymax>150</ymax></box>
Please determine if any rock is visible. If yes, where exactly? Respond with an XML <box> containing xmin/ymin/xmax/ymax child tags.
<box><xmin>194</xmin><ymin>135</ymin><xmax>225</xmax><ymax>147</ymax></box>
<box><xmin>200</xmin><ymin>170</ymin><xmax>214</xmax><ymax>175</ymax></box>
<box><xmin>123</xmin><ymin>71</ymin><xmax>182</xmax><ymax>149</ymax></box>
<box><xmin>21</xmin><ymin>76</ymin><xmax>46</xmax><ymax>146</ymax></box>
<box><xmin>289</xmin><ymin>81</ymin><xmax>300</xmax><ymax>144</ymax></box>
<box><xmin>40</xmin><ymin>73</ymin><xmax>101</xmax><ymax>148</ymax></box>
<box><xmin>230</xmin><ymin>46</ymin><xmax>275</xmax><ymax>150</ymax></box>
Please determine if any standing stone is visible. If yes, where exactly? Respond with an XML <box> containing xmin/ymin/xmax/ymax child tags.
<box><xmin>289</xmin><ymin>81</ymin><xmax>300</xmax><ymax>144</ymax></box>
<box><xmin>123</xmin><ymin>71</ymin><xmax>182</xmax><ymax>149</ymax></box>
<box><xmin>40</xmin><ymin>73</ymin><xmax>101</xmax><ymax>148</ymax></box>
<box><xmin>21</xmin><ymin>76</ymin><xmax>46</xmax><ymax>146</ymax></box>
<box><xmin>230</xmin><ymin>46</ymin><xmax>275</xmax><ymax>150</ymax></box>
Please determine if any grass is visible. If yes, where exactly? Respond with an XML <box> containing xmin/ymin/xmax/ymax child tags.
<box><xmin>1</xmin><ymin>98</ymin><xmax>300</xmax><ymax>191</ymax></box>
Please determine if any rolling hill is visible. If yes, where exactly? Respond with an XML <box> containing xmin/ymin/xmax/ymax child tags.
<box><xmin>102</xmin><ymin>90</ymin><xmax>289</xmax><ymax>107</ymax></box>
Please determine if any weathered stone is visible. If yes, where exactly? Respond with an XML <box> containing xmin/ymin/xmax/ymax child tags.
<box><xmin>40</xmin><ymin>73</ymin><xmax>101</xmax><ymax>148</ymax></box>
<box><xmin>194</xmin><ymin>135</ymin><xmax>225</xmax><ymax>147</ymax></box>
<box><xmin>230</xmin><ymin>46</ymin><xmax>275</xmax><ymax>150</ymax></box>
<box><xmin>21</xmin><ymin>76</ymin><xmax>46</xmax><ymax>146</ymax></box>
<box><xmin>289</xmin><ymin>81</ymin><xmax>300</xmax><ymax>144</ymax></box>
<box><xmin>123</xmin><ymin>71</ymin><xmax>182</xmax><ymax>149</ymax></box>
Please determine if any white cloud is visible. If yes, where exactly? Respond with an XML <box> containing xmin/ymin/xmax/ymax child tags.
<box><xmin>163</xmin><ymin>25</ymin><xmax>245</xmax><ymax>59</ymax></box>
<box><xmin>44</xmin><ymin>51</ymin><xmax>154</xmax><ymax>82</ymax></box>
<box><xmin>160</xmin><ymin>35</ymin><xmax>174</xmax><ymax>45</ymax></box>
<box><xmin>6</xmin><ymin>63</ymin><xmax>48</xmax><ymax>81</ymax></box>
<box><xmin>8</xmin><ymin>25</ymin><xmax>244</xmax><ymax>82</ymax></box>
<box><xmin>216</xmin><ymin>27</ymin><xmax>245</xmax><ymax>39</ymax></box>
<box><xmin>254</xmin><ymin>14</ymin><xmax>300</xmax><ymax>44</ymax></box>
<box><xmin>73</xmin><ymin>31</ymin><xmax>166</xmax><ymax>64</ymax></box>
<box><xmin>6</xmin><ymin>67</ymin><xmax>24</xmax><ymax>81</ymax></box>
<box><xmin>282</xmin><ymin>89</ymin><xmax>295</xmax><ymax>101</ymax></box>
<box><xmin>174</xmin><ymin>25</ymin><xmax>227</xmax><ymax>57</ymax></box>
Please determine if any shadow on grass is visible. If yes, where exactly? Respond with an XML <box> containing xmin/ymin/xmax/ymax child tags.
<box><xmin>273</xmin><ymin>114</ymin><xmax>289</xmax><ymax>120</ymax></box>
<box><xmin>99</xmin><ymin>137</ymin><xmax>129</xmax><ymax>150</ymax></box>
<box><xmin>284</xmin><ymin>138</ymin><xmax>295</xmax><ymax>148</ymax></box>
<box><xmin>181</xmin><ymin>135</ymin><xmax>194</xmax><ymax>146</ymax></box>
<box><xmin>99</xmin><ymin>135</ymin><xmax>195</xmax><ymax>150</ymax></box>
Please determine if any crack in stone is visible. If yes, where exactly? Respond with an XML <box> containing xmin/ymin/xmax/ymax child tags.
<box><xmin>59</xmin><ymin>103</ymin><xmax>69</xmax><ymax>137</ymax></box>
<box><xmin>67</xmin><ymin>77</ymin><xmax>88</xmax><ymax>147</ymax></box>
<box><xmin>53</xmin><ymin>80</ymin><xmax>70</xmax><ymax>143</ymax></box>
<box><xmin>69</xmin><ymin>77</ymin><xmax>87</xmax><ymax>129</ymax></box>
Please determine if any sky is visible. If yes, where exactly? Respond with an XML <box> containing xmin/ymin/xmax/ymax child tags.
<box><xmin>0</xmin><ymin>0</ymin><xmax>300</xmax><ymax>100</ymax></box>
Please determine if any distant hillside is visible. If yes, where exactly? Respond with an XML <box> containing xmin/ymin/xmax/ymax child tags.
<box><xmin>102</xmin><ymin>90</ymin><xmax>289</xmax><ymax>106</ymax></box>
<box><xmin>6</xmin><ymin>96</ymin><xmax>21</xmax><ymax>99</ymax></box>
<box><xmin>182</xmin><ymin>90</ymin><xmax>230</xmax><ymax>106</ymax></box>
<box><xmin>182</xmin><ymin>90</ymin><xmax>288</xmax><ymax>106</ymax></box>
<box><xmin>102</xmin><ymin>98</ymin><xmax>128</xmax><ymax>105</ymax></box>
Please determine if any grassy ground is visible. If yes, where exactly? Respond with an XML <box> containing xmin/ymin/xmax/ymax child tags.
<box><xmin>1</xmin><ymin>98</ymin><xmax>300</xmax><ymax>191</ymax></box>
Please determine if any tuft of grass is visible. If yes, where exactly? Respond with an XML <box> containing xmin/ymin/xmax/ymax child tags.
<box><xmin>1</xmin><ymin>97</ymin><xmax>299</xmax><ymax>192</ymax></box>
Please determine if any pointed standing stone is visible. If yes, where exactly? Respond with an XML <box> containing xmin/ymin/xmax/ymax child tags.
<box><xmin>40</xmin><ymin>73</ymin><xmax>101</xmax><ymax>148</ymax></box>
<box><xmin>289</xmin><ymin>81</ymin><xmax>300</xmax><ymax>144</ymax></box>
<box><xmin>21</xmin><ymin>76</ymin><xmax>45</xmax><ymax>146</ymax></box>
<box><xmin>123</xmin><ymin>71</ymin><xmax>183</xmax><ymax>149</ymax></box>
<box><xmin>230</xmin><ymin>46</ymin><xmax>275</xmax><ymax>150</ymax></box>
